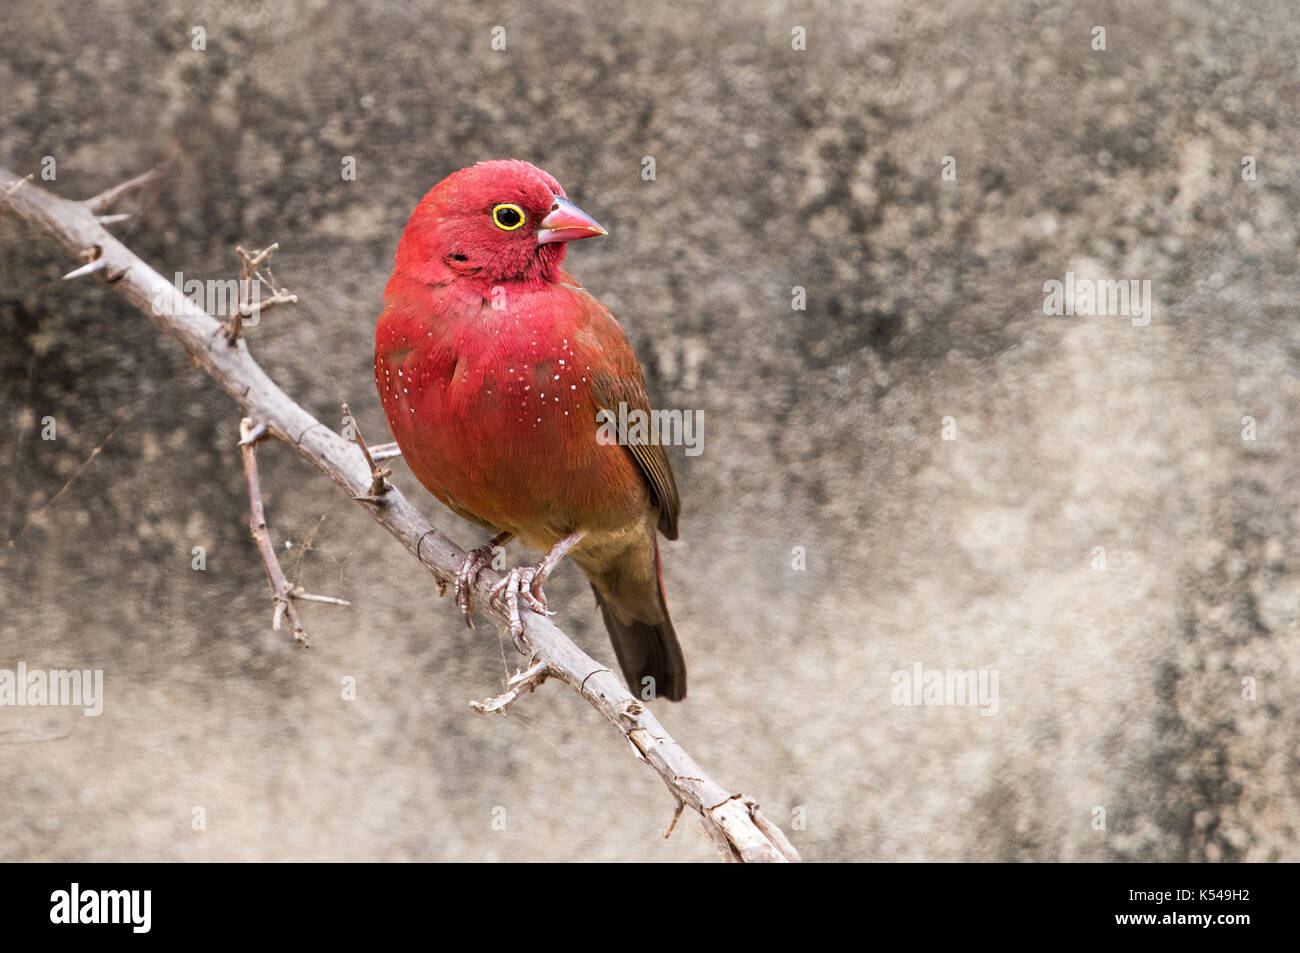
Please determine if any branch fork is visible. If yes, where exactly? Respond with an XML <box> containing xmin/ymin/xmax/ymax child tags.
<box><xmin>227</xmin><ymin>243</ymin><xmax>298</xmax><ymax>343</ymax></box>
<box><xmin>238</xmin><ymin>418</ymin><xmax>350</xmax><ymax>645</ymax></box>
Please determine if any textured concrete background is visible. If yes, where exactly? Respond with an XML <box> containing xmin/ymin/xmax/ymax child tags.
<box><xmin>1</xmin><ymin>0</ymin><xmax>1297</xmax><ymax>861</ymax></box>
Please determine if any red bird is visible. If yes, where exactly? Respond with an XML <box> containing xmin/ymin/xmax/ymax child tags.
<box><xmin>374</xmin><ymin>160</ymin><xmax>686</xmax><ymax>700</ymax></box>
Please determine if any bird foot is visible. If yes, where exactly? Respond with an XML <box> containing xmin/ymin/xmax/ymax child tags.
<box><xmin>487</xmin><ymin>532</ymin><xmax>582</xmax><ymax>652</ymax></box>
<box><xmin>455</xmin><ymin>531</ymin><xmax>513</xmax><ymax>627</ymax></box>
<box><xmin>490</xmin><ymin>565</ymin><xmax>553</xmax><ymax>652</ymax></box>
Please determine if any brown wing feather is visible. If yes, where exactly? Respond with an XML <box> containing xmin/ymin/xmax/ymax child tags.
<box><xmin>591</xmin><ymin>372</ymin><xmax>681</xmax><ymax>540</ymax></box>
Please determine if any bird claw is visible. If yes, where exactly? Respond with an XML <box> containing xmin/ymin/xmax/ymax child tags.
<box><xmin>455</xmin><ymin>531</ymin><xmax>574</xmax><ymax>651</ymax></box>
<box><xmin>455</xmin><ymin>542</ymin><xmax>501</xmax><ymax>628</ymax></box>
<box><xmin>489</xmin><ymin>565</ymin><xmax>553</xmax><ymax>652</ymax></box>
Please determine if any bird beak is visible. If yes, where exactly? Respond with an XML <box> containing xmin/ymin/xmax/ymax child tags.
<box><xmin>536</xmin><ymin>196</ymin><xmax>607</xmax><ymax>244</ymax></box>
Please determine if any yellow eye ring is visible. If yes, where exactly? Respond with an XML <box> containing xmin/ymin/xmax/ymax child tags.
<box><xmin>492</xmin><ymin>203</ymin><xmax>526</xmax><ymax>231</ymax></box>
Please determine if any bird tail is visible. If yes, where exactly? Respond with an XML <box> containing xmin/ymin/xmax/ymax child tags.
<box><xmin>585</xmin><ymin>539</ymin><xmax>687</xmax><ymax>702</ymax></box>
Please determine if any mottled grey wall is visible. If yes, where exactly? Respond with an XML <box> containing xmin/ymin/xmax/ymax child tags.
<box><xmin>1</xmin><ymin>0</ymin><xmax>1297</xmax><ymax>861</ymax></box>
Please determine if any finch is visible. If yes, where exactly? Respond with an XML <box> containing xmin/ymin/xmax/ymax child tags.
<box><xmin>374</xmin><ymin>160</ymin><xmax>686</xmax><ymax>700</ymax></box>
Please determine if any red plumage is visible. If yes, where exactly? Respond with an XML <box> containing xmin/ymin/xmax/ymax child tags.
<box><xmin>375</xmin><ymin>161</ymin><xmax>686</xmax><ymax>700</ymax></box>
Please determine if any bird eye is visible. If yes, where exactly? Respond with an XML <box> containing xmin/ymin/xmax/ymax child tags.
<box><xmin>492</xmin><ymin>203</ymin><xmax>525</xmax><ymax>231</ymax></box>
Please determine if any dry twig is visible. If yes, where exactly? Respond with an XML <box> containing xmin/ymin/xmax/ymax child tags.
<box><xmin>239</xmin><ymin>418</ymin><xmax>351</xmax><ymax>645</ymax></box>
<box><xmin>341</xmin><ymin>401</ymin><xmax>392</xmax><ymax>500</ymax></box>
<box><xmin>469</xmin><ymin>660</ymin><xmax>549</xmax><ymax>714</ymax></box>
<box><xmin>227</xmin><ymin>242</ymin><xmax>298</xmax><ymax>343</ymax></box>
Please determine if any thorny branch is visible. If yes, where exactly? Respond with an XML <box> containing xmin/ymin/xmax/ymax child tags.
<box><xmin>0</xmin><ymin>164</ymin><xmax>800</xmax><ymax>863</ymax></box>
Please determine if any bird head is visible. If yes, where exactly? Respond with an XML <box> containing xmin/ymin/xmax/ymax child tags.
<box><xmin>394</xmin><ymin>160</ymin><xmax>606</xmax><ymax>287</ymax></box>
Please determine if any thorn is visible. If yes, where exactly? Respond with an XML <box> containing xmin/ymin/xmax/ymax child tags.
<box><xmin>96</xmin><ymin>213</ymin><xmax>131</xmax><ymax>225</ymax></box>
<box><xmin>62</xmin><ymin>257</ymin><xmax>108</xmax><ymax>280</ymax></box>
<box><xmin>664</xmin><ymin>800</ymin><xmax>687</xmax><ymax>839</ymax></box>
<box><xmin>368</xmin><ymin>441</ymin><xmax>403</xmax><ymax>462</ymax></box>
<box><xmin>4</xmin><ymin>174</ymin><xmax>33</xmax><ymax>196</ymax></box>
<box><xmin>293</xmin><ymin>591</ymin><xmax>352</xmax><ymax>607</ymax></box>
<box><xmin>86</xmin><ymin>168</ymin><xmax>157</xmax><ymax>213</ymax></box>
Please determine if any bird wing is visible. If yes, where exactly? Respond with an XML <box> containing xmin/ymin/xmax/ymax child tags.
<box><xmin>590</xmin><ymin>369</ymin><xmax>681</xmax><ymax>541</ymax></box>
